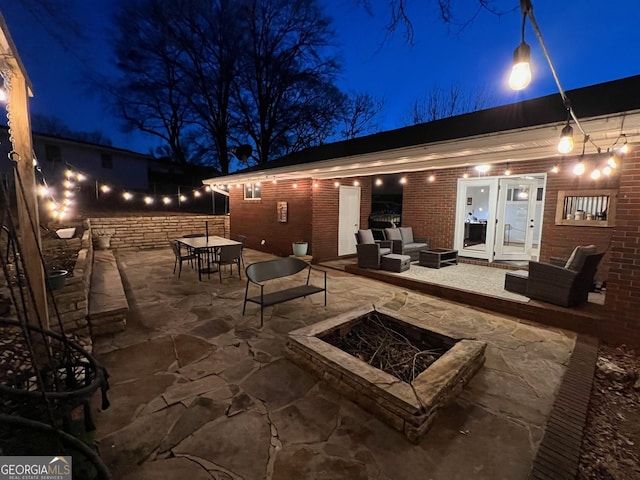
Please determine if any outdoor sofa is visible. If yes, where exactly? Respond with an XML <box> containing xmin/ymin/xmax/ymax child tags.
<box><xmin>383</xmin><ymin>227</ymin><xmax>429</xmax><ymax>262</ymax></box>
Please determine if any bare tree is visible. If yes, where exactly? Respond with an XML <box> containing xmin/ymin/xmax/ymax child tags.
<box><xmin>356</xmin><ymin>0</ymin><xmax>516</xmax><ymax>43</ymax></box>
<box><xmin>167</xmin><ymin>0</ymin><xmax>243</xmax><ymax>173</ymax></box>
<box><xmin>111</xmin><ymin>0</ymin><xmax>196</xmax><ymax>165</ymax></box>
<box><xmin>31</xmin><ymin>113</ymin><xmax>112</xmax><ymax>146</ymax></box>
<box><xmin>338</xmin><ymin>92</ymin><xmax>384</xmax><ymax>140</ymax></box>
<box><xmin>403</xmin><ymin>84</ymin><xmax>498</xmax><ymax>125</ymax></box>
<box><xmin>231</xmin><ymin>0</ymin><xmax>342</xmax><ymax>164</ymax></box>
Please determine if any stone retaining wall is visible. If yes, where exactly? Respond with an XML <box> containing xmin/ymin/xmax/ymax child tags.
<box><xmin>46</xmin><ymin>226</ymin><xmax>93</xmax><ymax>339</ymax></box>
<box><xmin>88</xmin><ymin>215</ymin><xmax>230</xmax><ymax>250</ymax></box>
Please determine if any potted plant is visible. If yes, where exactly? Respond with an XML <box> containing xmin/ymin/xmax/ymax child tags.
<box><xmin>292</xmin><ymin>240</ymin><xmax>308</xmax><ymax>257</ymax></box>
<box><xmin>93</xmin><ymin>229</ymin><xmax>113</xmax><ymax>249</ymax></box>
<box><xmin>46</xmin><ymin>269</ymin><xmax>68</xmax><ymax>291</ymax></box>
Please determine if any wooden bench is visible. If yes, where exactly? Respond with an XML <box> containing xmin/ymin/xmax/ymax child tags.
<box><xmin>243</xmin><ymin>257</ymin><xmax>327</xmax><ymax>327</ymax></box>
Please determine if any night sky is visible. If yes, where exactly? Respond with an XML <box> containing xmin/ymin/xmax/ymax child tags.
<box><xmin>1</xmin><ymin>0</ymin><xmax>639</xmax><ymax>158</ymax></box>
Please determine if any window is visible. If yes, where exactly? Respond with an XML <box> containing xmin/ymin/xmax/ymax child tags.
<box><xmin>555</xmin><ymin>189</ymin><xmax>617</xmax><ymax>227</ymax></box>
<box><xmin>101</xmin><ymin>153</ymin><xmax>113</xmax><ymax>169</ymax></box>
<box><xmin>244</xmin><ymin>183</ymin><xmax>261</xmax><ymax>200</ymax></box>
<box><xmin>45</xmin><ymin>144</ymin><xmax>61</xmax><ymax>164</ymax></box>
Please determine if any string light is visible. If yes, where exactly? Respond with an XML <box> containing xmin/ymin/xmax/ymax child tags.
<box><xmin>123</xmin><ymin>192</ymin><xmax>132</xmax><ymax>200</ymax></box>
<box><xmin>100</xmin><ymin>184</ymin><xmax>111</xmax><ymax>193</ymax></box>
<box><xmin>508</xmin><ymin>3</ymin><xmax>532</xmax><ymax>90</ymax></box>
<box><xmin>508</xmin><ymin>0</ymin><xmax>627</xmax><ymax>176</ymax></box>
<box><xmin>428</xmin><ymin>175</ymin><xmax>435</xmax><ymax>182</ymax></box>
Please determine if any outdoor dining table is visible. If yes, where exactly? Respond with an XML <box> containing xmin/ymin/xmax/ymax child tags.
<box><xmin>176</xmin><ymin>235</ymin><xmax>242</xmax><ymax>281</ymax></box>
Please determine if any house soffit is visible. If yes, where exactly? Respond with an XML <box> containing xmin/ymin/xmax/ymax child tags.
<box><xmin>205</xmin><ymin>110</ymin><xmax>640</xmax><ymax>185</ymax></box>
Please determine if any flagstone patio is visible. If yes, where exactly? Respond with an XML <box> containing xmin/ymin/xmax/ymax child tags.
<box><xmin>92</xmin><ymin>247</ymin><xmax>577</xmax><ymax>480</ymax></box>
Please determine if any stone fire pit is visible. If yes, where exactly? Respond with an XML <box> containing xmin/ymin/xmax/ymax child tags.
<box><xmin>285</xmin><ymin>305</ymin><xmax>486</xmax><ymax>443</ymax></box>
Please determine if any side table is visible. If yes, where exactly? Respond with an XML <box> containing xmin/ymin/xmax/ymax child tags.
<box><xmin>419</xmin><ymin>249</ymin><xmax>458</xmax><ymax>269</ymax></box>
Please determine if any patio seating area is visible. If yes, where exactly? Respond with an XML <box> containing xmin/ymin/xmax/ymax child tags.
<box><xmin>92</xmin><ymin>246</ymin><xmax>581</xmax><ymax>479</ymax></box>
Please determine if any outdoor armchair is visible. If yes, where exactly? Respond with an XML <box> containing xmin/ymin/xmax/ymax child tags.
<box><xmin>383</xmin><ymin>227</ymin><xmax>429</xmax><ymax>261</ymax></box>
<box><xmin>527</xmin><ymin>246</ymin><xmax>604</xmax><ymax>307</ymax></box>
<box><xmin>355</xmin><ymin>229</ymin><xmax>392</xmax><ymax>269</ymax></box>
<box><xmin>210</xmin><ymin>243</ymin><xmax>243</xmax><ymax>283</ymax></box>
<box><xmin>170</xmin><ymin>240</ymin><xmax>197</xmax><ymax>277</ymax></box>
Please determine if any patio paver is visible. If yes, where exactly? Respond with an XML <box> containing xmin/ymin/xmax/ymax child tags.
<box><xmin>93</xmin><ymin>247</ymin><xmax>578</xmax><ymax>479</ymax></box>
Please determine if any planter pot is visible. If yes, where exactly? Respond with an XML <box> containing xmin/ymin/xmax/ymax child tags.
<box><xmin>292</xmin><ymin>242</ymin><xmax>308</xmax><ymax>257</ymax></box>
<box><xmin>46</xmin><ymin>270</ymin><xmax>68</xmax><ymax>291</ymax></box>
<box><xmin>95</xmin><ymin>236</ymin><xmax>112</xmax><ymax>250</ymax></box>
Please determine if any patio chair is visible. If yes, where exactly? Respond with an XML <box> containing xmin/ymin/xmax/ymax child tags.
<box><xmin>210</xmin><ymin>243</ymin><xmax>243</xmax><ymax>282</ymax></box>
<box><xmin>235</xmin><ymin>235</ymin><xmax>247</xmax><ymax>269</ymax></box>
<box><xmin>170</xmin><ymin>240</ymin><xmax>197</xmax><ymax>278</ymax></box>
<box><xmin>355</xmin><ymin>229</ymin><xmax>392</xmax><ymax>269</ymax></box>
<box><xmin>526</xmin><ymin>246</ymin><xmax>604</xmax><ymax>307</ymax></box>
<box><xmin>383</xmin><ymin>227</ymin><xmax>429</xmax><ymax>261</ymax></box>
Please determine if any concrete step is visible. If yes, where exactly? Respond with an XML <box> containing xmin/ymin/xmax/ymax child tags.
<box><xmin>89</xmin><ymin>249</ymin><xmax>128</xmax><ymax>336</ymax></box>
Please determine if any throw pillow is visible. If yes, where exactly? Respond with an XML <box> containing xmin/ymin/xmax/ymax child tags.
<box><xmin>565</xmin><ymin>245</ymin><xmax>597</xmax><ymax>271</ymax></box>
<box><xmin>358</xmin><ymin>229</ymin><xmax>375</xmax><ymax>244</ymax></box>
<box><xmin>384</xmin><ymin>228</ymin><xmax>402</xmax><ymax>241</ymax></box>
<box><xmin>399</xmin><ymin>227</ymin><xmax>414</xmax><ymax>244</ymax></box>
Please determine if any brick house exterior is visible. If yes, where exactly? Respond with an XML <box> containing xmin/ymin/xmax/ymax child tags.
<box><xmin>207</xmin><ymin>76</ymin><xmax>640</xmax><ymax>346</ymax></box>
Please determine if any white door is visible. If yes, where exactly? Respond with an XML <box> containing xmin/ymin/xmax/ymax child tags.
<box><xmin>494</xmin><ymin>178</ymin><xmax>544</xmax><ymax>261</ymax></box>
<box><xmin>454</xmin><ymin>178</ymin><xmax>499</xmax><ymax>261</ymax></box>
<box><xmin>338</xmin><ymin>185</ymin><xmax>361</xmax><ymax>256</ymax></box>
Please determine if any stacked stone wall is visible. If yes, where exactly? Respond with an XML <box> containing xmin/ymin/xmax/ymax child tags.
<box><xmin>89</xmin><ymin>215</ymin><xmax>230</xmax><ymax>250</ymax></box>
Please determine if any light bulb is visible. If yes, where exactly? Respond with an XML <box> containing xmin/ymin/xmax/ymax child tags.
<box><xmin>620</xmin><ymin>143</ymin><xmax>629</xmax><ymax>154</ymax></box>
<box><xmin>573</xmin><ymin>162</ymin><xmax>585</xmax><ymax>175</ymax></box>
<box><xmin>603</xmin><ymin>166</ymin><xmax>612</xmax><ymax>176</ymax></box>
<box><xmin>551</xmin><ymin>165</ymin><xmax>559</xmax><ymax>173</ymax></box>
<box><xmin>557</xmin><ymin>124</ymin><xmax>574</xmax><ymax>154</ymax></box>
<box><xmin>509</xmin><ymin>42</ymin><xmax>531</xmax><ymax>90</ymax></box>
<box><xmin>194</xmin><ymin>190</ymin><xmax>201</xmax><ymax>197</ymax></box>
<box><xmin>590</xmin><ymin>169</ymin><xmax>601</xmax><ymax>180</ymax></box>
<box><xmin>607</xmin><ymin>156</ymin><xmax>617</xmax><ymax>168</ymax></box>
<box><xmin>0</xmin><ymin>87</ymin><xmax>7</xmax><ymax>102</ymax></box>
<box><xmin>375</xmin><ymin>178</ymin><xmax>383</xmax><ymax>186</ymax></box>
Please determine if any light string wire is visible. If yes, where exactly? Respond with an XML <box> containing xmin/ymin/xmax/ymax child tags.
<box><xmin>522</xmin><ymin>0</ymin><xmax>625</xmax><ymax>153</ymax></box>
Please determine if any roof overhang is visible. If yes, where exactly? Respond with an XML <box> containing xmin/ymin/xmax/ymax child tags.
<box><xmin>204</xmin><ymin>109</ymin><xmax>640</xmax><ymax>186</ymax></box>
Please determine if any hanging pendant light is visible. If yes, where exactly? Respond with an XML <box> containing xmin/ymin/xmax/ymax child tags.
<box><xmin>509</xmin><ymin>42</ymin><xmax>532</xmax><ymax>90</ymax></box>
<box><xmin>557</xmin><ymin>122</ymin><xmax>574</xmax><ymax>154</ymax></box>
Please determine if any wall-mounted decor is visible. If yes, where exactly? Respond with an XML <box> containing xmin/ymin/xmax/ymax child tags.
<box><xmin>277</xmin><ymin>201</ymin><xmax>288</xmax><ymax>223</ymax></box>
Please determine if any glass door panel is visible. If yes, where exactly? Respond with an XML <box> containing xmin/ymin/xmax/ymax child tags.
<box><xmin>494</xmin><ymin>178</ymin><xmax>543</xmax><ymax>260</ymax></box>
<box><xmin>455</xmin><ymin>178</ymin><xmax>498</xmax><ymax>260</ymax></box>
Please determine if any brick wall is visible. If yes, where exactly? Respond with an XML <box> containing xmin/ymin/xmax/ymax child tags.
<box><xmin>602</xmin><ymin>147</ymin><xmax>640</xmax><ymax>345</ymax></box>
<box><xmin>312</xmin><ymin>178</ymin><xmax>371</xmax><ymax>262</ymax></box>
<box><xmin>229</xmin><ymin>180</ymin><xmax>313</xmax><ymax>258</ymax></box>
<box><xmin>89</xmin><ymin>215</ymin><xmax>230</xmax><ymax>250</ymax></box>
